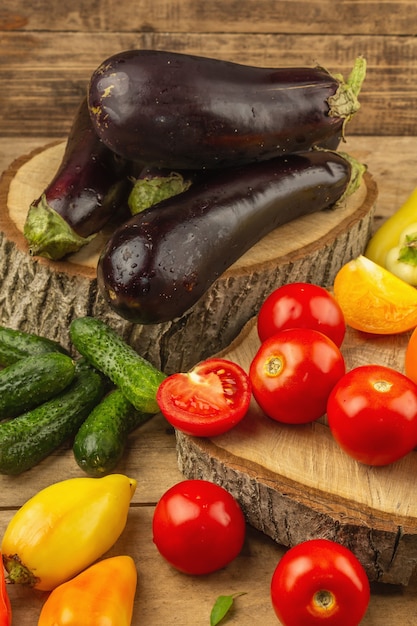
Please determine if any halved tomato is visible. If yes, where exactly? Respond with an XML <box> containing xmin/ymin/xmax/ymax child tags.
<box><xmin>156</xmin><ymin>358</ymin><xmax>251</xmax><ymax>437</ymax></box>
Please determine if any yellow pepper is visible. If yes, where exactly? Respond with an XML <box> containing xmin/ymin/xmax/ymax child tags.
<box><xmin>1</xmin><ymin>474</ymin><xmax>136</xmax><ymax>591</ymax></box>
<box><xmin>37</xmin><ymin>555</ymin><xmax>137</xmax><ymax>626</ymax></box>
<box><xmin>365</xmin><ymin>186</ymin><xmax>417</xmax><ymax>282</ymax></box>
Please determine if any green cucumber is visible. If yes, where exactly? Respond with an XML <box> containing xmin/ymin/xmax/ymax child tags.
<box><xmin>73</xmin><ymin>387</ymin><xmax>151</xmax><ymax>477</ymax></box>
<box><xmin>69</xmin><ymin>317</ymin><xmax>166</xmax><ymax>413</ymax></box>
<box><xmin>0</xmin><ymin>352</ymin><xmax>76</xmax><ymax>419</ymax></box>
<box><xmin>0</xmin><ymin>358</ymin><xmax>106</xmax><ymax>475</ymax></box>
<box><xmin>0</xmin><ymin>325</ymin><xmax>69</xmax><ymax>366</ymax></box>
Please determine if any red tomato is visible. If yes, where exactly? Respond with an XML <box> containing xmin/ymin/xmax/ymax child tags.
<box><xmin>405</xmin><ymin>326</ymin><xmax>417</xmax><ymax>384</ymax></box>
<box><xmin>249</xmin><ymin>328</ymin><xmax>345</xmax><ymax>424</ymax></box>
<box><xmin>152</xmin><ymin>479</ymin><xmax>245</xmax><ymax>575</ymax></box>
<box><xmin>156</xmin><ymin>358</ymin><xmax>251</xmax><ymax>437</ymax></box>
<box><xmin>270</xmin><ymin>539</ymin><xmax>370</xmax><ymax>626</ymax></box>
<box><xmin>257</xmin><ymin>282</ymin><xmax>346</xmax><ymax>346</ymax></box>
<box><xmin>327</xmin><ymin>364</ymin><xmax>417</xmax><ymax>466</ymax></box>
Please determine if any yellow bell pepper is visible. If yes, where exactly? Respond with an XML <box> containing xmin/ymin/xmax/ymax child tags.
<box><xmin>37</xmin><ymin>555</ymin><xmax>137</xmax><ymax>626</ymax></box>
<box><xmin>365</xmin><ymin>186</ymin><xmax>417</xmax><ymax>282</ymax></box>
<box><xmin>1</xmin><ymin>474</ymin><xmax>136</xmax><ymax>591</ymax></box>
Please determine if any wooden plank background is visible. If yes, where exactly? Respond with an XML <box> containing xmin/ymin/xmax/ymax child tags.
<box><xmin>1</xmin><ymin>0</ymin><xmax>417</xmax><ymax>138</ymax></box>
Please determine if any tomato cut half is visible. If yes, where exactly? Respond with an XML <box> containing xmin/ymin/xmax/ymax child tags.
<box><xmin>156</xmin><ymin>358</ymin><xmax>252</xmax><ymax>437</ymax></box>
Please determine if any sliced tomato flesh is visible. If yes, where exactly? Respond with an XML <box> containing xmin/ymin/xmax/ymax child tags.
<box><xmin>156</xmin><ymin>358</ymin><xmax>252</xmax><ymax>437</ymax></box>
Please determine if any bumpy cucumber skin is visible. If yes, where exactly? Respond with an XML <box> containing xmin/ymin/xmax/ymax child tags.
<box><xmin>0</xmin><ymin>353</ymin><xmax>76</xmax><ymax>419</ymax></box>
<box><xmin>0</xmin><ymin>326</ymin><xmax>69</xmax><ymax>366</ymax></box>
<box><xmin>69</xmin><ymin>317</ymin><xmax>166</xmax><ymax>413</ymax></box>
<box><xmin>0</xmin><ymin>358</ymin><xmax>106</xmax><ymax>475</ymax></box>
<box><xmin>73</xmin><ymin>387</ymin><xmax>151</xmax><ymax>477</ymax></box>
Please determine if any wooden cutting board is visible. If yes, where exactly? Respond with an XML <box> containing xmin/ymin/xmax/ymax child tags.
<box><xmin>0</xmin><ymin>141</ymin><xmax>377</xmax><ymax>374</ymax></box>
<box><xmin>176</xmin><ymin>318</ymin><xmax>416</xmax><ymax>586</ymax></box>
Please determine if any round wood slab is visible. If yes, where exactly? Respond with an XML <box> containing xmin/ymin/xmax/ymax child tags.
<box><xmin>0</xmin><ymin>141</ymin><xmax>377</xmax><ymax>373</ymax></box>
<box><xmin>176</xmin><ymin>319</ymin><xmax>416</xmax><ymax>586</ymax></box>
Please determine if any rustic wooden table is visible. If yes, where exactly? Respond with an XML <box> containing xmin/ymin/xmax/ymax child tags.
<box><xmin>1</xmin><ymin>135</ymin><xmax>417</xmax><ymax>624</ymax></box>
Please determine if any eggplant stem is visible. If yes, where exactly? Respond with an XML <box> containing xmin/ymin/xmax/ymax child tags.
<box><xmin>24</xmin><ymin>195</ymin><xmax>94</xmax><ymax>260</ymax></box>
<box><xmin>326</xmin><ymin>56</ymin><xmax>367</xmax><ymax>135</ymax></box>
<box><xmin>338</xmin><ymin>151</ymin><xmax>367</xmax><ymax>201</ymax></box>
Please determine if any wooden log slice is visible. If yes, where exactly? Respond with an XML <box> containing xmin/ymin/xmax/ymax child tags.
<box><xmin>0</xmin><ymin>141</ymin><xmax>377</xmax><ymax>373</ymax></box>
<box><xmin>176</xmin><ymin>319</ymin><xmax>417</xmax><ymax>586</ymax></box>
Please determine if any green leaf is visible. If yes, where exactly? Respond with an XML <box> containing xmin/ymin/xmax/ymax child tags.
<box><xmin>210</xmin><ymin>592</ymin><xmax>247</xmax><ymax>626</ymax></box>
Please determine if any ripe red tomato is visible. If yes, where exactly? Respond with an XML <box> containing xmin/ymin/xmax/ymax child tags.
<box><xmin>156</xmin><ymin>358</ymin><xmax>251</xmax><ymax>437</ymax></box>
<box><xmin>257</xmin><ymin>282</ymin><xmax>346</xmax><ymax>346</ymax></box>
<box><xmin>270</xmin><ymin>539</ymin><xmax>370</xmax><ymax>626</ymax></box>
<box><xmin>327</xmin><ymin>364</ymin><xmax>417</xmax><ymax>466</ymax></box>
<box><xmin>405</xmin><ymin>326</ymin><xmax>417</xmax><ymax>384</ymax></box>
<box><xmin>249</xmin><ymin>328</ymin><xmax>345</xmax><ymax>424</ymax></box>
<box><xmin>152</xmin><ymin>479</ymin><xmax>245</xmax><ymax>575</ymax></box>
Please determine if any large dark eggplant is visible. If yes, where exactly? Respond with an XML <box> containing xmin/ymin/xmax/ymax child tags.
<box><xmin>88</xmin><ymin>50</ymin><xmax>366</xmax><ymax>170</ymax></box>
<box><xmin>23</xmin><ymin>96</ymin><xmax>134</xmax><ymax>260</ymax></box>
<box><xmin>97</xmin><ymin>150</ymin><xmax>365</xmax><ymax>325</ymax></box>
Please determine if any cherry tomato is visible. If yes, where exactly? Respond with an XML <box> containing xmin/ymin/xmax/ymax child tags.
<box><xmin>156</xmin><ymin>358</ymin><xmax>251</xmax><ymax>437</ymax></box>
<box><xmin>152</xmin><ymin>479</ymin><xmax>245</xmax><ymax>575</ymax></box>
<box><xmin>270</xmin><ymin>539</ymin><xmax>370</xmax><ymax>626</ymax></box>
<box><xmin>257</xmin><ymin>282</ymin><xmax>345</xmax><ymax>346</ymax></box>
<box><xmin>249</xmin><ymin>328</ymin><xmax>345</xmax><ymax>424</ymax></box>
<box><xmin>405</xmin><ymin>326</ymin><xmax>417</xmax><ymax>384</ymax></box>
<box><xmin>327</xmin><ymin>364</ymin><xmax>417</xmax><ymax>466</ymax></box>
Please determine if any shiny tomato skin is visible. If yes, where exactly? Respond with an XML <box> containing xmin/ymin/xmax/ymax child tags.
<box><xmin>405</xmin><ymin>326</ymin><xmax>417</xmax><ymax>384</ymax></box>
<box><xmin>249</xmin><ymin>328</ymin><xmax>345</xmax><ymax>424</ymax></box>
<box><xmin>152</xmin><ymin>479</ymin><xmax>246</xmax><ymax>575</ymax></box>
<box><xmin>156</xmin><ymin>358</ymin><xmax>252</xmax><ymax>437</ymax></box>
<box><xmin>327</xmin><ymin>364</ymin><xmax>417</xmax><ymax>466</ymax></box>
<box><xmin>257</xmin><ymin>282</ymin><xmax>346</xmax><ymax>346</ymax></box>
<box><xmin>270</xmin><ymin>539</ymin><xmax>370</xmax><ymax>626</ymax></box>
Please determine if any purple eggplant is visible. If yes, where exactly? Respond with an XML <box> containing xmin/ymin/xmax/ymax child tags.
<box><xmin>97</xmin><ymin>150</ymin><xmax>365</xmax><ymax>325</ymax></box>
<box><xmin>88</xmin><ymin>50</ymin><xmax>366</xmax><ymax>170</ymax></box>
<box><xmin>23</xmin><ymin>97</ymin><xmax>134</xmax><ymax>260</ymax></box>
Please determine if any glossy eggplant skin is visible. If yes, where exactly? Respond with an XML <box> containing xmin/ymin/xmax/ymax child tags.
<box><xmin>97</xmin><ymin>150</ymin><xmax>355</xmax><ymax>325</ymax></box>
<box><xmin>88</xmin><ymin>50</ymin><xmax>364</xmax><ymax>169</ymax></box>
<box><xmin>32</xmin><ymin>96</ymin><xmax>131</xmax><ymax>238</ymax></box>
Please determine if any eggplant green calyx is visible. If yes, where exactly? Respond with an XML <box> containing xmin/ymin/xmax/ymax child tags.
<box><xmin>338</xmin><ymin>151</ymin><xmax>367</xmax><ymax>201</ymax></box>
<box><xmin>23</xmin><ymin>195</ymin><xmax>94</xmax><ymax>260</ymax></box>
<box><xmin>128</xmin><ymin>171</ymin><xmax>192</xmax><ymax>215</ymax></box>
<box><xmin>327</xmin><ymin>56</ymin><xmax>367</xmax><ymax>130</ymax></box>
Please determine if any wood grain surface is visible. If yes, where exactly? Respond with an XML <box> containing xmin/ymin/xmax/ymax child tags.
<box><xmin>2</xmin><ymin>1</ymin><xmax>417</xmax><ymax>137</ymax></box>
<box><xmin>2</xmin><ymin>0</ymin><xmax>417</xmax><ymax>621</ymax></box>
<box><xmin>0</xmin><ymin>135</ymin><xmax>416</xmax><ymax>624</ymax></box>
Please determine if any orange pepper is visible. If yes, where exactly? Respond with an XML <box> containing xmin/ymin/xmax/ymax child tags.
<box><xmin>37</xmin><ymin>555</ymin><xmax>137</xmax><ymax>626</ymax></box>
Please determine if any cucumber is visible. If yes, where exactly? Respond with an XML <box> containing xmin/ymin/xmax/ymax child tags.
<box><xmin>73</xmin><ymin>387</ymin><xmax>151</xmax><ymax>477</ymax></box>
<box><xmin>69</xmin><ymin>317</ymin><xmax>166</xmax><ymax>413</ymax></box>
<box><xmin>0</xmin><ymin>325</ymin><xmax>69</xmax><ymax>367</ymax></box>
<box><xmin>0</xmin><ymin>352</ymin><xmax>76</xmax><ymax>419</ymax></box>
<box><xmin>0</xmin><ymin>358</ymin><xmax>106</xmax><ymax>475</ymax></box>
